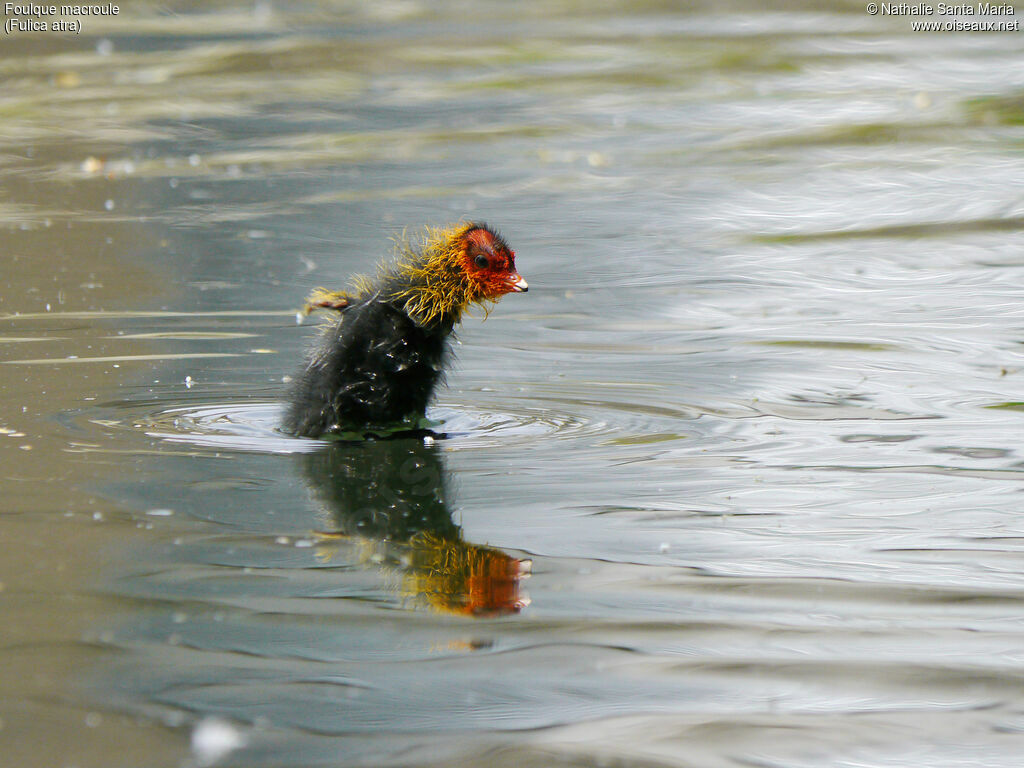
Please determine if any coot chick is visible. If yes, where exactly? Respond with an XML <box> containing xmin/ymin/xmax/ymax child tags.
<box><xmin>283</xmin><ymin>222</ymin><xmax>527</xmax><ymax>438</ymax></box>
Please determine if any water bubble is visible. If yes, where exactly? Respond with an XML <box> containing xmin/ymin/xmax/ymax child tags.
<box><xmin>191</xmin><ymin>718</ymin><xmax>247</xmax><ymax>767</ymax></box>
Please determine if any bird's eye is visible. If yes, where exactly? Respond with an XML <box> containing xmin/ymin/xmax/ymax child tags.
<box><xmin>474</xmin><ymin>254</ymin><xmax>489</xmax><ymax>268</ymax></box>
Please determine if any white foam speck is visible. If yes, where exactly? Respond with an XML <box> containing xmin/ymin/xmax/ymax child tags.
<box><xmin>191</xmin><ymin>718</ymin><xmax>246</xmax><ymax>767</ymax></box>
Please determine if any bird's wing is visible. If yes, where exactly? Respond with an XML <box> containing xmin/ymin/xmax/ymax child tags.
<box><xmin>302</xmin><ymin>287</ymin><xmax>352</xmax><ymax>315</ymax></box>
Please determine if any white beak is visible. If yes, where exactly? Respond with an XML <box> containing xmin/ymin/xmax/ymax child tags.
<box><xmin>508</xmin><ymin>274</ymin><xmax>529</xmax><ymax>293</ymax></box>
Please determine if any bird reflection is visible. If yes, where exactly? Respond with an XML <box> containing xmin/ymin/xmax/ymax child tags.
<box><xmin>298</xmin><ymin>437</ymin><xmax>529</xmax><ymax>616</ymax></box>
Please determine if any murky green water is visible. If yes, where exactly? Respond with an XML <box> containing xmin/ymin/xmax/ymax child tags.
<box><xmin>4</xmin><ymin>2</ymin><xmax>1024</xmax><ymax>766</ymax></box>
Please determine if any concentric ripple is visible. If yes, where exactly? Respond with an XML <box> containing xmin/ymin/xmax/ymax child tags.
<box><xmin>135</xmin><ymin>400</ymin><xmax>596</xmax><ymax>454</ymax></box>
<box><xmin>127</xmin><ymin>374</ymin><xmax>943</xmax><ymax>461</ymax></box>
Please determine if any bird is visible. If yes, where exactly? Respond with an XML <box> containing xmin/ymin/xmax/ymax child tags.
<box><xmin>282</xmin><ymin>222</ymin><xmax>527</xmax><ymax>438</ymax></box>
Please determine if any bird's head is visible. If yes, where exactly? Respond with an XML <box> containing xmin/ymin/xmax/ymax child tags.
<box><xmin>392</xmin><ymin>222</ymin><xmax>527</xmax><ymax>327</ymax></box>
<box><xmin>459</xmin><ymin>225</ymin><xmax>528</xmax><ymax>300</ymax></box>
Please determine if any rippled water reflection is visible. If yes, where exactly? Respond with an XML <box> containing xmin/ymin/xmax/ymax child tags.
<box><xmin>3</xmin><ymin>2</ymin><xmax>1024</xmax><ymax>767</ymax></box>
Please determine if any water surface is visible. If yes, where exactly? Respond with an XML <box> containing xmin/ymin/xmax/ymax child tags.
<box><xmin>3</xmin><ymin>2</ymin><xmax>1024</xmax><ymax>767</ymax></box>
